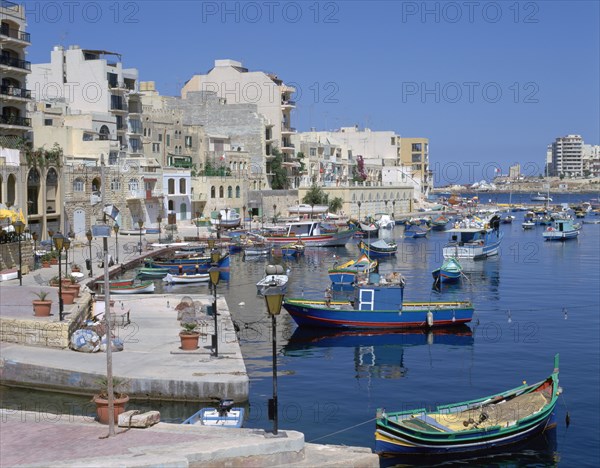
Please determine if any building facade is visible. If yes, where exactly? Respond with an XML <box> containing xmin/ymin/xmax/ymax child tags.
<box><xmin>399</xmin><ymin>137</ymin><xmax>431</xmax><ymax>196</ymax></box>
<box><xmin>550</xmin><ymin>134</ymin><xmax>584</xmax><ymax>177</ymax></box>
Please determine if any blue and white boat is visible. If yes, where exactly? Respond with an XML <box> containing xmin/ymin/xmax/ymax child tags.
<box><xmin>542</xmin><ymin>218</ymin><xmax>581</xmax><ymax>241</ymax></box>
<box><xmin>443</xmin><ymin>215</ymin><xmax>503</xmax><ymax>260</ymax></box>
<box><xmin>359</xmin><ymin>239</ymin><xmax>398</xmax><ymax>258</ymax></box>
<box><xmin>283</xmin><ymin>271</ymin><xmax>474</xmax><ymax>330</ymax></box>
<box><xmin>328</xmin><ymin>254</ymin><xmax>378</xmax><ymax>288</ymax></box>
<box><xmin>182</xmin><ymin>399</ymin><xmax>244</xmax><ymax>428</ymax></box>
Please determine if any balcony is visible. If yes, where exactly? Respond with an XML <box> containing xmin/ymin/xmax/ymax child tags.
<box><xmin>0</xmin><ymin>84</ymin><xmax>31</xmax><ymax>100</ymax></box>
<box><xmin>127</xmin><ymin>189</ymin><xmax>162</xmax><ymax>200</ymax></box>
<box><xmin>128</xmin><ymin>104</ymin><xmax>142</xmax><ymax>115</ymax></box>
<box><xmin>0</xmin><ymin>54</ymin><xmax>31</xmax><ymax>71</ymax></box>
<box><xmin>281</xmin><ymin>100</ymin><xmax>296</xmax><ymax>109</ymax></box>
<box><xmin>281</xmin><ymin>126</ymin><xmax>296</xmax><ymax>135</ymax></box>
<box><xmin>0</xmin><ymin>24</ymin><xmax>31</xmax><ymax>44</ymax></box>
<box><xmin>0</xmin><ymin>114</ymin><xmax>30</xmax><ymax>128</ymax></box>
<box><xmin>281</xmin><ymin>142</ymin><xmax>295</xmax><ymax>153</ymax></box>
<box><xmin>110</xmin><ymin>102</ymin><xmax>128</xmax><ymax>113</ymax></box>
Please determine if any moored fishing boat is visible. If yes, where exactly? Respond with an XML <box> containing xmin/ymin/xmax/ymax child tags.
<box><xmin>136</xmin><ymin>267</ymin><xmax>170</xmax><ymax>280</ymax></box>
<box><xmin>359</xmin><ymin>219</ymin><xmax>379</xmax><ymax>237</ymax></box>
<box><xmin>283</xmin><ymin>271</ymin><xmax>473</xmax><ymax>329</ymax></box>
<box><xmin>256</xmin><ymin>265</ymin><xmax>289</xmax><ymax>295</ymax></box>
<box><xmin>109</xmin><ymin>280</ymin><xmax>155</xmax><ymax>294</ymax></box>
<box><xmin>359</xmin><ymin>239</ymin><xmax>397</xmax><ymax>257</ymax></box>
<box><xmin>404</xmin><ymin>223</ymin><xmax>429</xmax><ymax>238</ymax></box>
<box><xmin>542</xmin><ymin>218</ymin><xmax>580</xmax><ymax>241</ymax></box>
<box><xmin>443</xmin><ymin>215</ymin><xmax>502</xmax><ymax>260</ymax></box>
<box><xmin>262</xmin><ymin>220</ymin><xmax>356</xmax><ymax>247</ymax></box>
<box><xmin>432</xmin><ymin>257</ymin><xmax>463</xmax><ymax>284</ymax></box>
<box><xmin>108</xmin><ymin>278</ymin><xmax>135</xmax><ymax>287</ymax></box>
<box><xmin>164</xmin><ymin>272</ymin><xmax>210</xmax><ymax>284</ymax></box>
<box><xmin>375</xmin><ymin>354</ymin><xmax>561</xmax><ymax>457</ymax></box>
<box><xmin>182</xmin><ymin>399</ymin><xmax>244</xmax><ymax>428</ymax></box>
<box><xmin>430</xmin><ymin>215</ymin><xmax>450</xmax><ymax>231</ymax></box>
<box><xmin>374</xmin><ymin>214</ymin><xmax>395</xmax><ymax>230</ymax></box>
<box><xmin>210</xmin><ymin>209</ymin><xmax>241</xmax><ymax>229</ymax></box>
<box><xmin>272</xmin><ymin>240</ymin><xmax>305</xmax><ymax>257</ymax></box>
<box><xmin>328</xmin><ymin>254</ymin><xmax>378</xmax><ymax>288</ymax></box>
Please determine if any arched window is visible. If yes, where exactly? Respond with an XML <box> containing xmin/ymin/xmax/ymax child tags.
<box><xmin>91</xmin><ymin>177</ymin><xmax>101</xmax><ymax>192</ymax></box>
<box><xmin>235</xmin><ymin>186</ymin><xmax>240</xmax><ymax>198</ymax></box>
<box><xmin>211</xmin><ymin>186</ymin><xmax>216</xmax><ymax>198</ymax></box>
<box><xmin>219</xmin><ymin>186</ymin><xmax>224</xmax><ymax>198</ymax></box>
<box><xmin>28</xmin><ymin>169</ymin><xmax>41</xmax><ymax>215</ymax></box>
<box><xmin>168</xmin><ymin>178</ymin><xmax>175</xmax><ymax>194</ymax></box>
<box><xmin>99</xmin><ymin>125</ymin><xmax>110</xmax><ymax>141</ymax></box>
<box><xmin>73</xmin><ymin>177</ymin><xmax>85</xmax><ymax>192</ymax></box>
<box><xmin>227</xmin><ymin>186</ymin><xmax>233</xmax><ymax>198</ymax></box>
<box><xmin>179</xmin><ymin>178</ymin><xmax>186</xmax><ymax>194</ymax></box>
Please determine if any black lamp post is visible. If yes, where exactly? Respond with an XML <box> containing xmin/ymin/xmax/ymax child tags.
<box><xmin>272</xmin><ymin>204</ymin><xmax>277</xmax><ymax>224</ymax></box>
<box><xmin>357</xmin><ymin>201</ymin><xmax>362</xmax><ymax>221</ymax></box>
<box><xmin>209</xmin><ymin>265</ymin><xmax>220</xmax><ymax>358</ymax></box>
<box><xmin>137</xmin><ymin>219</ymin><xmax>143</xmax><ymax>255</ymax></box>
<box><xmin>242</xmin><ymin>205</ymin><xmax>246</xmax><ymax>230</ymax></box>
<box><xmin>86</xmin><ymin>230</ymin><xmax>93</xmax><ymax>277</ymax></box>
<box><xmin>384</xmin><ymin>200</ymin><xmax>389</xmax><ymax>213</ymax></box>
<box><xmin>113</xmin><ymin>224</ymin><xmax>119</xmax><ymax>263</ymax></box>
<box><xmin>13</xmin><ymin>220</ymin><xmax>25</xmax><ymax>286</ymax></box>
<box><xmin>32</xmin><ymin>231</ymin><xmax>38</xmax><ymax>268</ymax></box>
<box><xmin>263</xmin><ymin>279</ymin><xmax>284</xmax><ymax>435</ymax></box>
<box><xmin>52</xmin><ymin>232</ymin><xmax>65</xmax><ymax>321</ymax></box>
<box><xmin>63</xmin><ymin>237</ymin><xmax>71</xmax><ymax>277</ymax></box>
<box><xmin>392</xmin><ymin>200</ymin><xmax>396</xmax><ymax>218</ymax></box>
<box><xmin>217</xmin><ymin>214</ymin><xmax>222</xmax><ymax>239</ymax></box>
<box><xmin>157</xmin><ymin>215</ymin><xmax>162</xmax><ymax>244</ymax></box>
<box><xmin>195</xmin><ymin>211</ymin><xmax>200</xmax><ymax>240</ymax></box>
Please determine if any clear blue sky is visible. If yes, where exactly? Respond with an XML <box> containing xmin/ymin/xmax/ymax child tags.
<box><xmin>24</xmin><ymin>1</ymin><xmax>600</xmax><ymax>185</ymax></box>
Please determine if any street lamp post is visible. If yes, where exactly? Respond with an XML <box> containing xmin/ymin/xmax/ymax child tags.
<box><xmin>13</xmin><ymin>220</ymin><xmax>25</xmax><ymax>286</ymax></box>
<box><xmin>52</xmin><ymin>232</ymin><xmax>65</xmax><ymax>321</ymax></box>
<box><xmin>209</xmin><ymin>264</ymin><xmax>220</xmax><ymax>358</ymax></box>
<box><xmin>86</xmin><ymin>230</ymin><xmax>93</xmax><ymax>277</ymax></box>
<box><xmin>137</xmin><ymin>219</ymin><xmax>143</xmax><ymax>255</ymax></box>
<box><xmin>63</xmin><ymin>237</ymin><xmax>71</xmax><ymax>277</ymax></box>
<box><xmin>242</xmin><ymin>205</ymin><xmax>246</xmax><ymax>230</ymax></box>
<box><xmin>195</xmin><ymin>211</ymin><xmax>200</xmax><ymax>241</ymax></box>
<box><xmin>392</xmin><ymin>200</ymin><xmax>396</xmax><ymax>219</ymax></box>
<box><xmin>113</xmin><ymin>224</ymin><xmax>119</xmax><ymax>263</ymax></box>
<box><xmin>156</xmin><ymin>215</ymin><xmax>162</xmax><ymax>244</ymax></box>
<box><xmin>384</xmin><ymin>200</ymin><xmax>388</xmax><ymax>213</ymax></box>
<box><xmin>48</xmin><ymin>229</ymin><xmax>54</xmax><ymax>251</ymax></box>
<box><xmin>263</xmin><ymin>278</ymin><xmax>284</xmax><ymax>435</ymax></box>
<box><xmin>217</xmin><ymin>214</ymin><xmax>222</xmax><ymax>239</ymax></box>
<box><xmin>32</xmin><ymin>231</ymin><xmax>38</xmax><ymax>268</ymax></box>
<box><xmin>357</xmin><ymin>201</ymin><xmax>362</xmax><ymax>221</ymax></box>
<box><xmin>273</xmin><ymin>204</ymin><xmax>277</xmax><ymax>224</ymax></box>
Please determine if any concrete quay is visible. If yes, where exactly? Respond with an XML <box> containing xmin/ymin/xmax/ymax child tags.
<box><xmin>0</xmin><ymin>409</ymin><xmax>378</xmax><ymax>467</ymax></box>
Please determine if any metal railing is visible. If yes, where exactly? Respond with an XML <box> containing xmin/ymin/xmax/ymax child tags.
<box><xmin>0</xmin><ymin>54</ymin><xmax>31</xmax><ymax>70</ymax></box>
<box><xmin>0</xmin><ymin>24</ymin><xmax>30</xmax><ymax>42</ymax></box>
<box><xmin>0</xmin><ymin>85</ymin><xmax>31</xmax><ymax>98</ymax></box>
<box><xmin>0</xmin><ymin>114</ymin><xmax>31</xmax><ymax>126</ymax></box>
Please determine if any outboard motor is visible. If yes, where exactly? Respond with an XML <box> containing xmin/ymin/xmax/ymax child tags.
<box><xmin>218</xmin><ymin>399</ymin><xmax>234</xmax><ymax>416</ymax></box>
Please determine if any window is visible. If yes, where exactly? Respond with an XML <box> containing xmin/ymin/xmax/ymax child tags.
<box><xmin>152</xmin><ymin>143</ymin><xmax>160</xmax><ymax>153</ymax></box>
<box><xmin>168</xmin><ymin>178</ymin><xmax>175</xmax><ymax>194</ymax></box>
<box><xmin>185</xmin><ymin>136</ymin><xmax>192</xmax><ymax>148</ymax></box>
<box><xmin>73</xmin><ymin>178</ymin><xmax>84</xmax><ymax>192</ymax></box>
<box><xmin>158</xmin><ymin>134</ymin><xmax>163</xmax><ymax>142</ymax></box>
<box><xmin>412</xmin><ymin>154</ymin><xmax>422</xmax><ymax>163</ymax></box>
<box><xmin>219</xmin><ymin>186</ymin><xmax>224</xmax><ymax>198</ymax></box>
<box><xmin>179</xmin><ymin>178</ymin><xmax>186</xmax><ymax>194</ymax></box>
<box><xmin>166</xmin><ymin>134</ymin><xmax>170</xmax><ymax>147</ymax></box>
<box><xmin>391</xmin><ymin>137</ymin><xmax>395</xmax><ymax>145</ymax></box>
<box><xmin>110</xmin><ymin>177</ymin><xmax>121</xmax><ymax>190</ymax></box>
<box><xmin>128</xmin><ymin>178</ymin><xmax>139</xmax><ymax>192</ymax></box>
<box><xmin>44</xmin><ymin>119</ymin><xmax>53</xmax><ymax>126</ymax></box>
<box><xmin>211</xmin><ymin>186</ymin><xmax>216</xmax><ymax>198</ymax></box>
<box><xmin>235</xmin><ymin>186</ymin><xmax>240</xmax><ymax>198</ymax></box>
<box><xmin>83</xmin><ymin>133</ymin><xmax>93</xmax><ymax>141</ymax></box>
<box><xmin>411</xmin><ymin>143</ymin><xmax>422</xmax><ymax>152</ymax></box>
<box><xmin>227</xmin><ymin>186</ymin><xmax>233</xmax><ymax>198</ymax></box>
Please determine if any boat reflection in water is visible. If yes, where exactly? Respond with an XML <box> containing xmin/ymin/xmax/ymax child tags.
<box><xmin>283</xmin><ymin>326</ymin><xmax>474</xmax><ymax>380</ymax></box>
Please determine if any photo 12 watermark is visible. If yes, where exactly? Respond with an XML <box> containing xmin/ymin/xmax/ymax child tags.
<box><xmin>24</xmin><ymin>1</ymin><xmax>140</xmax><ymax>24</ymax></box>
<box><xmin>400</xmin><ymin>1</ymin><xmax>539</xmax><ymax>24</ymax></box>
<box><xmin>401</xmin><ymin>81</ymin><xmax>540</xmax><ymax>104</ymax></box>
<box><xmin>200</xmin><ymin>1</ymin><xmax>340</xmax><ymax>24</ymax></box>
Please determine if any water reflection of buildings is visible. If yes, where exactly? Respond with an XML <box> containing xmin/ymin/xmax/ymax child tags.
<box><xmin>284</xmin><ymin>327</ymin><xmax>474</xmax><ymax>380</ymax></box>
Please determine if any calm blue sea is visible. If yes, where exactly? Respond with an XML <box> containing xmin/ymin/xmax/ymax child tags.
<box><xmin>2</xmin><ymin>193</ymin><xmax>598</xmax><ymax>466</ymax></box>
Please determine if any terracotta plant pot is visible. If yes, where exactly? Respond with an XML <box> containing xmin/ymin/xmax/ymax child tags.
<box><xmin>93</xmin><ymin>395</ymin><xmax>130</xmax><ymax>425</ymax></box>
<box><xmin>61</xmin><ymin>289</ymin><xmax>76</xmax><ymax>305</ymax></box>
<box><xmin>42</xmin><ymin>262</ymin><xmax>50</xmax><ymax>268</ymax></box>
<box><xmin>67</xmin><ymin>284</ymin><xmax>81</xmax><ymax>298</ymax></box>
<box><xmin>179</xmin><ymin>332</ymin><xmax>201</xmax><ymax>350</ymax></box>
<box><xmin>32</xmin><ymin>300</ymin><xmax>52</xmax><ymax>317</ymax></box>
<box><xmin>62</xmin><ymin>278</ymin><xmax>73</xmax><ymax>287</ymax></box>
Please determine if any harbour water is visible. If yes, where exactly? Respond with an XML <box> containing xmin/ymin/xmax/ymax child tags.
<box><xmin>1</xmin><ymin>196</ymin><xmax>598</xmax><ymax>466</ymax></box>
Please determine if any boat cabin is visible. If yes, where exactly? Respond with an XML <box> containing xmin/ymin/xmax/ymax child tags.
<box><xmin>353</xmin><ymin>272</ymin><xmax>406</xmax><ymax>311</ymax></box>
<box><xmin>286</xmin><ymin>220</ymin><xmax>323</xmax><ymax>237</ymax></box>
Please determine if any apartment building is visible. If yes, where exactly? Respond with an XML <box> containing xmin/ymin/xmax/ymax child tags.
<box><xmin>583</xmin><ymin>144</ymin><xmax>600</xmax><ymax>178</ymax></box>
<box><xmin>550</xmin><ymin>134</ymin><xmax>584</xmax><ymax>177</ymax></box>
<box><xmin>181</xmin><ymin>59</ymin><xmax>299</xmax><ymax>187</ymax></box>
<box><xmin>399</xmin><ymin>137</ymin><xmax>431</xmax><ymax>196</ymax></box>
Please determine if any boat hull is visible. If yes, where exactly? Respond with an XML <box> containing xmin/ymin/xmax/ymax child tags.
<box><xmin>283</xmin><ymin>300</ymin><xmax>473</xmax><ymax>329</ymax></box>
<box><xmin>109</xmin><ymin>281</ymin><xmax>155</xmax><ymax>294</ymax></box>
<box><xmin>265</xmin><ymin>229</ymin><xmax>355</xmax><ymax>247</ymax></box>
<box><xmin>543</xmin><ymin>230</ymin><xmax>579</xmax><ymax>241</ymax></box>
<box><xmin>443</xmin><ymin>233</ymin><xmax>503</xmax><ymax>260</ymax></box>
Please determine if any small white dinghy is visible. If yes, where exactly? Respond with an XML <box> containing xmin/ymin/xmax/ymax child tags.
<box><xmin>182</xmin><ymin>399</ymin><xmax>244</xmax><ymax>428</ymax></box>
<box><xmin>256</xmin><ymin>264</ymin><xmax>289</xmax><ymax>296</ymax></box>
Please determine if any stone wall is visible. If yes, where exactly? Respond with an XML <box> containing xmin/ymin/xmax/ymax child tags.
<box><xmin>0</xmin><ymin>241</ymin><xmax>33</xmax><ymax>273</ymax></box>
<box><xmin>0</xmin><ymin>293</ymin><xmax>90</xmax><ymax>349</ymax></box>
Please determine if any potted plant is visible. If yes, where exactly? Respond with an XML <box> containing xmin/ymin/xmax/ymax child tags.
<box><xmin>71</xmin><ymin>263</ymin><xmax>81</xmax><ymax>273</ymax></box>
<box><xmin>179</xmin><ymin>322</ymin><xmax>201</xmax><ymax>350</ymax></box>
<box><xmin>32</xmin><ymin>291</ymin><xmax>52</xmax><ymax>317</ymax></box>
<box><xmin>61</xmin><ymin>287</ymin><xmax>76</xmax><ymax>305</ymax></box>
<box><xmin>49</xmin><ymin>275</ymin><xmax>60</xmax><ymax>287</ymax></box>
<box><xmin>93</xmin><ymin>376</ymin><xmax>130</xmax><ymax>425</ymax></box>
<box><xmin>41</xmin><ymin>254</ymin><xmax>51</xmax><ymax>268</ymax></box>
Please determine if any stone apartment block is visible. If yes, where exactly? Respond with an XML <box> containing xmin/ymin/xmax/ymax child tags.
<box><xmin>550</xmin><ymin>134</ymin><xmax>584</xmax><ymax>177</ymax></box>
<box><xmin>181</xmin><ymin>59</ymin><xmax>299</xmax><ymax>187</ymax></box>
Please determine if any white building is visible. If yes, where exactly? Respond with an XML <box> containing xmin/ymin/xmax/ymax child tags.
<box><xmin>582</xmin><ymin>144</ymin><xmax>600</xmax><ymax>178</ymax></box>
<box><xmin>550</xmin><ymin>134</ymin><xmax>584</xmax><ymax>177</ymax></box>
